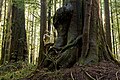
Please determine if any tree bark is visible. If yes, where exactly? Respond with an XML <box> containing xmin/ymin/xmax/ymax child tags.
<box><xmin>110</xmin><ymin>0</ymin><xmax>115</xmax><ymax>55</ymax></box>
<box><xmin>114</xmin><ymin>0</ymin><xmax>120</xmax><ymax>55</ymax></box>
<box><xmin>38</xmin><ymin>0</ymin><xmax>47</xmax><ymax>65</ymax></box>
<box><xmin>80</xmin><ymin>0</ymin><xmax>92</xmax><ymax>63</ymax></box>
<box><xmin>10</xmin><ymin>0</ymin><xmax>28</xmax><ymax>62</ymax></box>
<box><xmin>0</xmin><ymin>0</ymin><xmax>3</xmax><ymax>21</ymax></box>
<box><xmin>104</xmin><ymin>0</ymin><xmax>112</xmax><ymax>51</ymax></box>
<box><xmin>4</xmin><ymin>0</ymin><xmax>12</xmax><ymax>62</ymax></box>
<box><xmin>0</xmin><ymin>0</ymin><xmax>6</xmax><ymax>65</ymax></box>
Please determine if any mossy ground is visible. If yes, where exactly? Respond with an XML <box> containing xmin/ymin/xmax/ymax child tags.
<box><xmin>21</xmin><ymin>60</ymin><xmax>120</xmax><ymax>80</ymax></box>
<box><xmin>0</xmin><ymin>61</ymin><xmax>37</xmax><ymax>80</ymax></box>
<box><xmin>0</xmin><ymin>61</ymin><xmax>120</xmax><ymax>80</ymax></box>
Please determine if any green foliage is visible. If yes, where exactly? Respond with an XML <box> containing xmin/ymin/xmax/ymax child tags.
<box><xmin>12</xmin><ymin>0</ymin><xmax>25</xmax><ymax>10</ymax></box>
<box><xmin>0</xmin><ymin>61</ymin><xmax>37</xmax><ymax>80</ymax></box>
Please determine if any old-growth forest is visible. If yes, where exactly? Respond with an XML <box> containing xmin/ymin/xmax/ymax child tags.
<box><xmin>0</xmin><ymin>0</ymin><xmax>120</xmax><ymax>80</ymax></box>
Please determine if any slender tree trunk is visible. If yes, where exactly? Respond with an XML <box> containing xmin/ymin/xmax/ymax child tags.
<box><xmin>38</xmin><ymin>0</ymin><xmax>47</xmax><ymax>65</ymax></box>
<box><xmin>114</xmin><ymin>0</ymin><xmax>120</xmax><ymax>54</ymax></box>
<box><xmin>54</xmin><ymin>0</ymin><xmax>56</xmax><ymax>13</ymax></box>
<box><xmin>48</xmin><ymin>0</ymin><xmax>51</xmax><ymax>33</ymax></box>
<box><xmin>26</xmin><ymin>6</ymin><xmax>30</xmax><ymax>63</ymax></box>
<box><xmin>30</xmin><ymin>9</ymin><xmax>35</xmax><ymax>63</ymax></box>
<box><xmin>0</xmin><ymin>0</ymin><xmax>4</xmax><ymax>21</ymax></box>
<box><xmin>4</xmin><ymin>0</ymin><xmax>12</xmax><ymax>62</ymax></box>
<box><xmin>110</xmin><ymin>0</ymin><xmax>115</xmax><ymax>55</ymax></box>
<box><xmin>33</xmin><ymin>18</ymin><xmax>37</xmax><ymax>64</ymax></box>
<box><xmin>0</xmin><ymin>0</ymin><xmax>7</xmax><ymax>65</ymax></box>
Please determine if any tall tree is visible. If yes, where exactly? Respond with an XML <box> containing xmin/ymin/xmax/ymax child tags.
<box><xmin>114</xmin><ymin>0</ymin><xmax>120</xmax><ymax>54</ymax></box>
<box><xmin>0</xmin><ymin>0</ymin><xmax>7</xmax><ymax>64</ymax></box>
<box><xmin>0</xmin><ymin>0</ymin><xmax>4</xmax><ymax>21</ymax></box>
<box><xmin>38</xmin><ymin>0</ymin><xmax>47</xmax><ymax>65</ymax></box>
<box><xmin>110</xmin><ymin>0</ymin><xmax>115</xmax><ymax>55</ymax></box>
<box><xmin>104</xmin><ymin>0</ymin><xmax>112</xmax><ymax>51</ymax></box>
<box><xmin>10</xmin><ymin>0</ymin><xmax>28</xmax><ymax>62</ymax></box>
<box><xmin>3</xmin><ymin>0</ymin><xmax>12</xmax><ymax>62</ymax></box>
<box><xmin>30</xmin><ymin>9</ymin><xmax>35</xmax><ymax>63</ymax></box>
<box><xmin>48</xmin><ymin>0</ymin><xmax>52</xmax><ymax>33</ymax></box>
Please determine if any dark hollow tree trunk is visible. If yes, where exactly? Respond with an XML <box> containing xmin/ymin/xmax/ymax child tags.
<box><xmin>38</xmin><ymin>0</ymin><xmax>119</xmax><ymax>71</ymax></box>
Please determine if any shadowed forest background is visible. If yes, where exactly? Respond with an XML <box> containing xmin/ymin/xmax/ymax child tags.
<box><xmin>0</xmin><ymin>0</ymin><xmax>120</xmax><ymax>80</ymax></box>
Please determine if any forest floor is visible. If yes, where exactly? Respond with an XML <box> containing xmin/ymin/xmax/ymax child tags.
<box><xmin>0</xmin><ymin>61</ymin><xmax>37</xmax><ymax>80</ymax></box>
<box><xmin>21</xmin><ymin>60</ymin><xmax>120</xmax><ymax>80</ymax></box>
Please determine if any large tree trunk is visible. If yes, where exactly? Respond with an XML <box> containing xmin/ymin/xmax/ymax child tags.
<box><xmin>39</xmin><ymin>0</ymin><xmax>119</xmax><ymax>71</ymax></box>
<box><xmin>10</xmin><ymin>0</ymin><xmax>28</xmax><ymax>62</ymax></box>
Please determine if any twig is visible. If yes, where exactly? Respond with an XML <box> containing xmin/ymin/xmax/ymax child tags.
<box><xmin>81</xmin><ymin>68</ymin><xmax>96</xmax><ymax>80</ymax></box>
<box><xmin>98</xmin><ymin>76</ymin><xmax>105</xmax><ymax>80</ymax></box>
<box><xmin>84</xmin><ymin>71</ymin><xmax>96</xmax><ymax>80</ymax></box>
<box><xmin>71</xmin><ymin>72</ymin><xmax>75</xmax><ymax>80</ymax></box>
<box><xmin>96</xmin><ymin>75</ymin><xmax>99</xmax><ymax>80</ymax></box>
<box><xmin>116</xmin><ymin>70</ymin><xmax>119</xmax><ymax>80</ymax></box>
